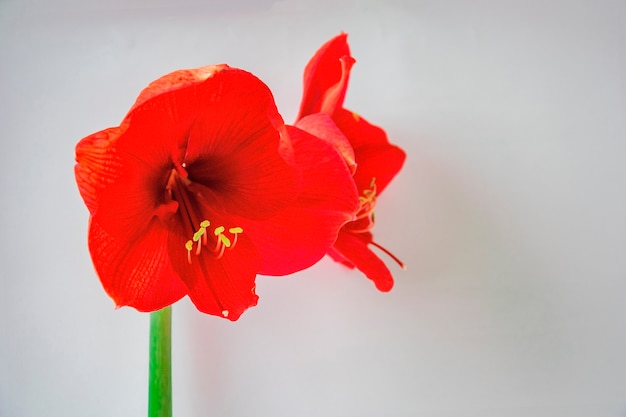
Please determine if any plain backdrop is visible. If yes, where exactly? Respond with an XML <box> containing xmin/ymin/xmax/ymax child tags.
<box><xmin>1</xmin><ymin>0</ymin><xmax>625</xmax><ymax>416</ymax></box>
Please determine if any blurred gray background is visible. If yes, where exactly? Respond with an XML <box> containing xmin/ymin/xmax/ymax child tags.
<box><xmin>1</xmin><ymin>0</ymin><xmax>625</xmax><ymax>416</ymax></box>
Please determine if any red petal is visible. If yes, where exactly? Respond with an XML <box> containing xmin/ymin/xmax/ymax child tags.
<box><xmin>332</xmin><ymin>108</ymin><xmax>388</xmax><ymax>147</ymax></box>
<box><xmin>167</xmin><ymin>214</ymin><xmax>260</xmax><ymax>321</ymax></box>
<box><xmin>353</xmin><ymin>143</ymin><xmax>406</xmax><ymax>196</ymax></box>
<box><xmin>88</xmin><ymin>150</ymin><xmax>172</xmax><ymax>242</ymax></box>
<box><xmin>88</xmin><ymin>217</ymin><xmax>186</xmax><ymax>311</ymax></box>
<box><xmin>332</xmin><ymin>231</ymin><xmax>394</xmax><ymax>292</ymax></box>
<box><xmin>319</xmin><ymin>55</ymin><xmax>355</xmax><ymax>115</ymax></box>
<box><xmin>183</xmin><ymin>69</ymin><xmax>299</xmax><ymax>220</ymax></box>
<box><xmin>114</xmin><ymin>67</ymin><xmax>249</xmax><ymax>172</ymax></box>
<box><xmin>297</xmin><ymin>33</ymin><xmax>354</xmax><ymax>119</ymax></box>
<box><xmin>295</xmin><ymin>113</ymin><xmax>357</xmax><ymax>174</ymax></box>
<box><xmin>128</xmin><ymin>65</ymin><xmax>227</xmax><ymax>114</ymax></box>
<box><xmin>76</xmin><ymin>123</ymin><xmax>170</xmax><ymax>243</ymax></box>
<box><xmin>117</xmin><ymin>77</ymin><xmax>201</xmax><ymax>169</ymax></box>
<box><xmin>241</xmin><ymin>125</ymin><xmax>359</xmax><ymax>275</ymax></box>
<box><xmin>333</xmin><ymin>108</ymin><xmax>406</xmax><ymax>194</ymax></box>
<box><xmin>75</xmin><ymin>126</ymin><xmax>126</xmax><ymax>215</ymax></box>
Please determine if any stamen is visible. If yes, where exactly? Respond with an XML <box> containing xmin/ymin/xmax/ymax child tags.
<box><xmin>185</xmin><ymin>240</ymin><xmax>193</xmax><ymax>264</ymax></box>
<box><xmin>193</xmin><ymin>228</ymin><xmax>205</xmax><ymax>242</ymax></box>
<box><xmin>184</xmin><ymin>220</ymin><xmax>244</xmax><ymax>261</ymax></box>
<box><xmin>350</xmin><ymin>177</ymin><xmax>405</xmax><ymax>270</ymax></box>
<box><xmin>229</xmin><ymin>227</ymin><xmax>243</xmax><ymax>248</ymax></box>
<box><xmin>216</xmin><ymin>242</ymin><xmax>226</xmax><ymax>259</ymax></box>
<box><xmin>199</xmin><ymin>223</ymin><xmax>210</xmax><ymax>247</ymax></box>
<box><xmin>213</xmin><ymin>226</ymin><xmax>226</xmax><ymax>256</ymax></box>
<box><xmin>192</xmin><ymin>220</ymin><xmax>211</xmax><ymax>255</ymax></box>
<box><xmin>214</xmin><ymin>226</ymin><xmax>230</xmax><ymax>248</ymax></box>
<box><xmin>219</xmin><ymin>234</ymin><xmax>231</xmax><ymax>248</ymax></box>
<box><xmin>354</xmin><ymin>177</ymin><xmax>378</xmax><ymax>225</ymax></box>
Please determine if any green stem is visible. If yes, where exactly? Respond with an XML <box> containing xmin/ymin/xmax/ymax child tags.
<box><xmin>148</xmin><ymin>306</ymin><xmax>172</xmax><ymax>417</ymax></box>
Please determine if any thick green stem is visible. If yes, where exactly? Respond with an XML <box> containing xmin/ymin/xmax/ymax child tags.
<box><xmin>148</xmin><ymin>306</ymin><xmax>172</xmax><ymax>417</ymax></box>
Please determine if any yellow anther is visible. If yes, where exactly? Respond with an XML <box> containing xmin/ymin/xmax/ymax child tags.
<box><xmin>229</xmin><ymin>227</ymin><xmax>243</xmax><ymax>248</ymax></box>
<box><xmin>193</xmin><ymin>227</ymin><xmax>206</xmax><ymax>242</ymax></box>
<box><xmin>185</xmin><ymin>240</ymin><xmax>193</xmax><ymax>264</ymax></box>
<box><xmin>219</xmin><ymin>234</ymin><xmax>231</xmax><ymax>248</ymax></box>
<box><xmin>222</xmin><ymin>310</ymin><xmax>229</xmax><ymax>318</ymax></box>
<box><xmin>184</xmin><ymin>220</ymin><xmax>244</xmax><ymax>261</ymax></box>
<box><xmin>353</xmin><ymin>177</ymin><xmax>379</xmax><ymax>227</ymax></box>
<box><xmin>361</xmin><ymin>178</ymin><xmax>377</xmax><ymax>201</ymax></box>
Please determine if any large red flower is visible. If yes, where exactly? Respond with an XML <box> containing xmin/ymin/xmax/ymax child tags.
<box><xmin>75</xmin><ymin>65</ymin><xmax>358</xmax><ymax>320</ymax></box>
<box><xmin>296</xmin><ymin>33</ymin><xmax>406</xmax><ymax>292</ymax></box>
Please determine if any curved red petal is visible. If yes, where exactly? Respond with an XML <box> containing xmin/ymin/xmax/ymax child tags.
<box><xmin>128</xmin><ymin>65</ymin><xmax>227</xmax><ymax>114</ymax></box>
<box><xmin>297</xmin><ymin>33</ymin><xmax>353</xmax><ymax>119</ymax></box>
<box><xmin>89</xmin><ymin>151</ymin><xmax>172</xmax><ymax>242</ymax></box>
<box><xmin>167</xmin><ymin>216</ymin><xmax>260</xmax><ymax>321</ymax></box>
<box><xmin>115</xmin><ymin>67</ymin><xmax>247</xmax><ymax>173</ymax></box>
<box><xmin>117</xmin><ymin>77</ymin><xmax>200</xmax><ymax>169</ymax></box>
<box><xmin>332</xmin><ymin>231</ymin><xmax>394</xmax><ymax>292</ymax></box>
<box><xmin>75</xmin><ymin>123</ymin><xmax>169</xmax><ymax>243</ymax></box>
<box><xmin>353</xmin><ymin>143</ymin><xmax>406</xmax><ymax>196</ymax></box>
<box><xmin>184</xmin><ymin>69</ymin><xmax>299</xmax><ymax>220</ymax></box>
<box><xmin>242</xmin><ymin>125</ymin><xmax>359</xmax><ymax>276</ymax></box>
<box><xmin>75</xmin><ymin>126</ymin><xmax>126</xmax><ymax>215</ymax></box>
<box><xmin>319</xmin><ymin>55</ymin><xmax>355</xmax><ymax>115</ymax></box>
<box><xmin>332</xmin><ymin>108</ymin><xmax>388</xmax><ymax>148</ymax></box>
<box><xmin>333</xmin><ymin>108</ymin><xmax>406</xmax><ymax>194</ymax></box>
<box><xmin>295</xmin><ymin>113</ymin><xmax>357</xmax><ymax>174</ymax></box>
<box><xmin>88</xmin><ymin>217</ymin><xmax>187</xmax><ymax>311</ymax></box>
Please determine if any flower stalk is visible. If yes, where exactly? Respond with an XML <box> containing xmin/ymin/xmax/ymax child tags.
<box><xmin>148</xmin><ymin>306</ymin><xmax>172</xmax><ymax>417</ymax></box>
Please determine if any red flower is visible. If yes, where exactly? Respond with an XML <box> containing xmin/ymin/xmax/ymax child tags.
<box><xmin>296</xmin><ymin>33</ymin><xmax>406</xmax><ymax>292</ymax></box>
<box><xmin>75</xmin><ymin>65</ymin><xmax>358</xmax><ymax>320</ymax></box>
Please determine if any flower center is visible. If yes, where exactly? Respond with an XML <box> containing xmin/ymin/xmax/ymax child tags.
<box><xmin>165</xmin><ymin>165</ymin><xmax>243</xmax><ymax>263</ymax></box>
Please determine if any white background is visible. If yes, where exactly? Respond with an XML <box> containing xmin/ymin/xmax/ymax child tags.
<box><xmin>1</xmin><ymin>0</ymin><xmax>625</xmax><ymax>416</ymax></box>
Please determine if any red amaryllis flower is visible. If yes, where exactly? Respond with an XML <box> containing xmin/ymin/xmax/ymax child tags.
<box><xmin>75</xmin><ymin>65</ymin><xmax>358</xmax><ymax>320</ymax></box>
<box><xmin>296</xmin><ymin>33</ymin><xmax>406</xmax><ymax>292</ymax></box>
